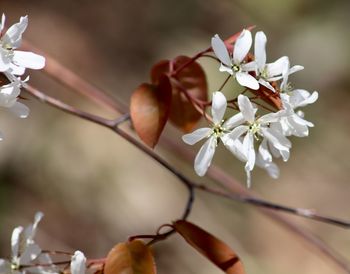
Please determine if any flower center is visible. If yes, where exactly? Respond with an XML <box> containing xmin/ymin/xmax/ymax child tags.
<box><xmin>249</xmin><ymin>122</ymin><xmax>261</xmax><ymax>140</ymax></box>
<box><xmin>0</xmin><ymin>40</ymin><xmax>14</xmax><ymax>56</ymax></box>
<box><xmin>212</xmin><ymin>124</ymin><xmax>225</xmax><ymax>138</ymax></box>
<box><xmin>283</xmin><ymin>82</ymin><xmax>293</xmax><ymax>93</ymax></box>
<box><xmin>232</xmin><ymin>64</ymin><xmax>240</xmax><ymax>72</ymax></box>
<box><xmin>11</xmin><ymin>262</ymin><xmax>19</xmax><ymax>271</ymax></box>
<box><xmin>260</xmin><ymin>66</ymin><xmax>269</xmax><ymax>79</ymax></box>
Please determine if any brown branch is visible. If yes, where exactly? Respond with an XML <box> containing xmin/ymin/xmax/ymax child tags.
<box><xmin>22</xmin><ymin>41</ymin><xmax>350</xmax><ymax>273</ymax></box>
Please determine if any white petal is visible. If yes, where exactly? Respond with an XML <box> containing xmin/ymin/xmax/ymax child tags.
<box><xmin>223</xmin><ymin>112</ymin><xmax>245</xmax><ymax>129</ymax></box>
<box><xmin>258</xmin><ymin>138</ymin><xmax>272</xmax><ymax>162</ymax></box>
<box><xmin>3</xmin><ymin>16</ymin><xmax>28</xmax><ymax>49</ymax></box>
<box><xmin>280</xmin><ymin>149</ymin><xmax>290</xmax><ymax>162</ymax></box>
<box><xmin>244</xmin><ymin>133</ymin><xmax>255</xmax><ymax>171</ymax></box>
<box><xmin>241</xmin><ymin>61</ymin><xmax>256</xmax><ymax>72</ymax></box>
<box><xmin>194</xmin><ymin>137</ymin><xmax>216</xmax><ymax>176</ymax></box>
<box><xmin>13</xmin><ymin>51</ymin><xmax>46</xmax><ymax>70</ymax></box>
<box><xmin>0</xmin><ymin>48</ymin><xmax>11</xmax><ymax>72</ymax></box>
<box><xmin>11</xmin><ymin>226</ymin><xmax>23</xmax><ymax>259</ymax></box>
<box><xmin>289</xmin><ymin>65</ymin><xmax>304</xmax><ymax>75</ymax></box>
<box><xmin>211</xmin><ymin>34</ymin><xmax>232</xmax><ymax>67</ymax></box>
<box><xmin>233</xmin><ymin>29</ymin><xmax>252</xmax><ymax>64</ymax></box>
<box><xmin>288</xmin><ymin>116</ymin><xmax>309</xmax><ymax>137</ymax></box>
<box><xmin>9</xmin><ymin>102</ymin><xmax>30</xmax><ymax>118</ymax></box>
<box><xmin>266</xmin><ymin>56</ymin><xmax>289</xmax><ymax>78</ymax></box>
<box><xmin>258</xmin><ymin>110</ymin><xmax>286</xmax><ymax>124</ymax></box>
<box><xmin>211</xmin><ymin>91</ymin><xmax>227</xmax><ymax>124</ymax></box>
<box><xmin>182</xmin><ymin>127</ymin><xmax>211</xmax><ymax>145</ymax></box>
<box><xmin>254</xmin><ymin>31</ymin><xmax>267</xmax><ymax>70</ymax></box>
<box><xmin>245</xmin><ymin>169</ymin><xmax>252</xmax><ymax>188</ymax></box>
<box><xmin>262</xmin><ymin>127</ymin><xmax>291</xmax><ymax>151</ymax></box>
<box><xmin>71</xmin><ymin>251</ymin><xmax>86</xmax><ymax>274</ymax></box>
<box><xmin>236</xmin><ymin>72</ymin><xmax>259</xmax><ymax>90</ymax></box>
<box><xmin>256</xmin><ymin>154</ymin><xmax>280</xmax><ymax>179</ymax></box>
<box><xmin>258</xmin><ymin>78</ymin><xmax>275</xmax><ymax>92</ymax></box>
<box><xmin>237</xmin><ymin>95</ymin><xmax>256</xmax><ymax>122</ymax></box>
<box><xmin>24</xmin><ymin>212</ymin><xmax>44</xmax><ymax>243</ymax></box>
<box><xmin>19</xmin><ymin>243</ymin><xmax>41</xmax><ymax>265</ymax></box>
<box><xmin>0</xmin><ymin>83</ymin><xmax>21</xmax><ymax>107</ymax></box>
<box><xmin>226</xmin><ymin>125</ymin><xmax>248</xmax><ymax>140</ymax></box>
<box><xmin>294</xmin><ymin>113</ymin><xmax>314</xmax><ymax>127</ymax></box>
<box><xmin>222</xmin><ymin>137</ymin><xmax>246</xmax><ymax>162</ymax></box>
<box><xmin>0</xmin><ymin>14</ymin><xmax>5</xmax><ymax>33</ymax></box>
<box><xmin>219</xmin><ymin>64</ymin><xmax>234</xmax><ymax>75</ymax></box>
<box><xmin>298</xmin><ymin>91</ymin><xmax>318</xmax><ymax>107</ymax></box>
<box><xmin>9</xmin><ymin>63</ymin><xmax>26</xmax><ymax>76</ymax></box>
<box><xmin>243</xmin><ymin>133</ymin><xmax>255</xmax><ymax>187</ymax></box>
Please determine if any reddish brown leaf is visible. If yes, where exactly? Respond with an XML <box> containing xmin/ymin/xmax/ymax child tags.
<box><xmin>150</xmin><ymin>60</ymin><xmax>171</xmax><ymax>84</ymax></box>
<box><xmin>251</xmin><ymin>84</ymin><xmax>282</xmax><ymax>110</ymax></box>
<box><xmin>130</xmin><ymin>76</ymin><xmax>172</xmax><ymax>148</ymax></box>
<box><xmin>173</xmin><ymin>220</ymin><xmax>246</xmax><ymax>274</ymax></box>
<box><xmin>150</xmin><ymin>56</ymin><xmax>208</xmax><ymax>133</ymax></box>
<box><xmin>170</xmin><ymin>56</ymin><xmax>207</xmax><ymax>132</ymax></box>
<box><xmin>104</xmin><ymin>240</ymin><xmax>157</xmax><ymax>274</ymax></box>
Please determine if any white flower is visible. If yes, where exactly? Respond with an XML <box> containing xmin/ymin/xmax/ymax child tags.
<box><xmin>182</xmin><ymin>91</ymin><xmax>245</xmax><ymax>176</ymax></box>
<box><xmin>0</xmin><ymin>14</ymin><xmax>45</xmax><ymax>75</ymax></box>
<box><xmin>280</xmin><ymin>58</ymin><xmax>304</xmax><ymax>93</ymax></box>
<box><xmin>276</xmin><ymin>58</ymin><xmax>318</xmax><ymax>137</ymax></box>
<box><xmin>277</xmin><ymin>89</ymin><xmax>318</xmax><ymax>137</ymax></box>
<box><xmin>225</xmin><ymin>95</ymin><xmax>291</xmax><ymax>186</ymax></box>
<box><xmin>0</xmin><ymin>212</ymin><xmax>44</xmax><ymax>274</ymax></box>
<box><xmin>253</xmin><ymin>31</ymin><xmax>290</xmax><ymax>92</ymax></box>
<box><xmin>0</xmin><ymin>72</ymin><xmax>29</xmax><ymax>118</ymax></box>
<box><xmin>70</xmin><ymin>251</ymin><xmax>86</xmax><ymax>274</ymax></box>
<box><xmin>211</xmin><ymin>30</ymin><xmax>259</xmax><ymax>90</ymax></box>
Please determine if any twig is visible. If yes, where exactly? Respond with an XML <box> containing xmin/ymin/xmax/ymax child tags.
<box><xmin>218</xmin><ymin>75</ymin><xmax>231</xmax><ymax>91</ymax></box>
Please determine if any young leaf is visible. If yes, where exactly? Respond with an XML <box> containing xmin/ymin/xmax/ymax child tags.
<box><xmin>151</xmin><ymin>56</ymin><xmax>208</xmax><ymax>133</ymax></box>
<box><xmin>173</xmin><ymin>220</ymin><xmax>246</xmax><ymax>274</ymax></box>
<box><xmin>253</xmin><ymin>85</ymin><xmax>282</xmax><ymax>110</ymax></box>
<box><xmin>130</xmin><ymin>75</ymin><xmax>172</xmax><ymax>148</ymax></box>
<box><xmin>104</xmin><ymin>240</ymin><xmax>157</xmax><ymax>274</ymax></box>
<box><xmin>150</xmin><ymin>60</ymin><xmax>170</xmax><ymax>84</ymax></box>
<box><xmin>170</xmin><ymin>56</ymin><xmax>208</xmax><ymax>132</ymax></box>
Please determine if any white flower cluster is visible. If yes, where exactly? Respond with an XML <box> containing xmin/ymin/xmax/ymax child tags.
<box><xmin>183</xmin><ymin>29</ymin><xmax>318</xmax><ymax>187</ymax></box>
<box><xmin>0</xmin><ymin>14</ymin><xmax>45</xmax><ymax>131</ymax></box>
<box><xmin>0</xmin><ymin>212</ymin><xmax>87</xmax><ymax>274</ymax></box>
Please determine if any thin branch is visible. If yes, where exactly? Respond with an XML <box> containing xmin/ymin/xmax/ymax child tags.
<box><xmin>218</xmin><ymin>75</ymin><xmax>231</xmax><ymax>91</ymax></box>
<box><xmin>196</xmin><ymin>185</ymin><xmax>350</xmax><ymax>228</ymax></box>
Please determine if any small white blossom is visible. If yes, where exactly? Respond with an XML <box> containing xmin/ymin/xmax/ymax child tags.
<box><xmin>182</xmin><ymin>91</ymin><xmax>245</xmax><ymax>176</ymax></box>
<box><xmin>225</xmin><ymin>95</ymin><xmax>291</xmax><ymax>186</ymax></box>
<box><xmin>211</xmin><ymin>30</ymin><xmax>259</xmax><ymax>90</ymax></box>
<box><xmin>277</xmin><ymin>59</ymin><xmax>318</xmax><ymax>137</ymax></box>
<box><xmin>253</xmin><ymin>31</ymin><xmax>290</xmax><ymax>92</ymax></box>
<box><xmin>0</xmin><ymin>14</ymin><xmax>45</xmax><ymax>75</ymax></box>
<box><xmin>0</xmin><ymin>72</ymin><xmax>29</xmax><ymax>118</ymax></box>
<box><xmin>70</xmin><ymin>251</ymin><xmax>86</xmax><ymax>274</ymax></box>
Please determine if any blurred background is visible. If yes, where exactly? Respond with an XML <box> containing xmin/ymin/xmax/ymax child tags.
<box><xmin>1</xmin><ymin>0</ymin><xmax>350</xmax><ymax>273</ymax></box>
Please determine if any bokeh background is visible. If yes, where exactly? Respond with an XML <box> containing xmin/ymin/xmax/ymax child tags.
<box><xmin>1</xmin><ymin>1</ymin><xmax>350</xmax><ymax>273</ymax></box>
